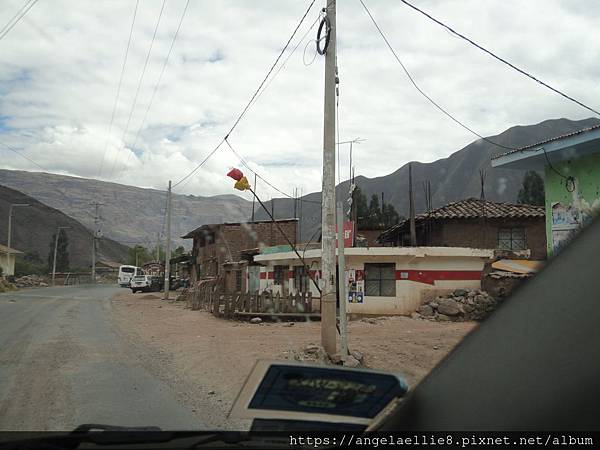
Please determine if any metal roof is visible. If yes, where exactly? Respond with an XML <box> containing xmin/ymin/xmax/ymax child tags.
<box><xmin>378</xmin><ymin>198</ymin><xmax>544</xmax><ymax>242</ymax></box>
<box><xmin>491</xmin><ymin>123</ymin><xmax>600</xmax><ymax>160</ymax></box>
<box><xmin>0</xmin><ymin>244</ymin><xmax>23</xmax><ymax>254</ymax></box>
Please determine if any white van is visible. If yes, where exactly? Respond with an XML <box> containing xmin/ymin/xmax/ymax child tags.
<box><xmin>118</xmin><ymin>265</ymin><xmax>143</xmax><ymax>287</ymax></box>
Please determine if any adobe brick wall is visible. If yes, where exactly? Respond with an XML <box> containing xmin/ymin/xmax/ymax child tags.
<box><xmin>433</xmin><ymin>218</ymin><xmax>547</xmax><ymax>260</ymax></box>
<box><xmin>191</xmin><ymin>220</ymin><xmax>297</xmax><ymax>281</ymax></box>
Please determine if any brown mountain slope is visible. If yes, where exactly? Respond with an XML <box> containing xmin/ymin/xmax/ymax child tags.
<box><xmin>255</xmin><ymin>117</ymin><xmax>600</xmax><ymax>241</ymax></box>
<box><xmin>0</xmin><ymin>171</ymin><xmax>253</xmax><ymax>249</ymax></box>
<box><xmin>0</xmin><ymin>185</ymin><xmax>129</xmax><ymax>269</ymax></box>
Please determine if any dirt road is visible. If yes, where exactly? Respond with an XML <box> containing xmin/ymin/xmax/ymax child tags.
<box><xmin>112</xmin><ymin>292</ymin><xmax>476</xmax><ymax>428</ymax></box>
<box><xmin>0</xmin><ymin>285</ymin><xmax>219</xmax><ymax>430</ymax></box>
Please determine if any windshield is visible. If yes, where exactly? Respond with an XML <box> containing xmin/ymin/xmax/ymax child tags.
<box><xmin>1</xmin><ymin>0</ymin><xmax>596</xmax><ymax>437</ymax></box>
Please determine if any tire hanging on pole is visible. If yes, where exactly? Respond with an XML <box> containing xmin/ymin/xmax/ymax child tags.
<box><xmin>316</xmin><ymin>14</ymin><xmax>331</xmax><ymax>55</ymax></box>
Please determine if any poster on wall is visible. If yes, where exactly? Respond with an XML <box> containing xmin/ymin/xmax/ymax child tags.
<box><xmin>551</xmin><ymin>202</ymin><xmax>581</xmax><ymax>254</ymax></box>
<box><xmin>551</xmin><ymin>202</ymin><xmax>580</xmax><ymax>227</ymax></box>
<box><xmin>348</xmin><ymin>291</ymin><xmax>364</xmax><ymax>303</ymax></box>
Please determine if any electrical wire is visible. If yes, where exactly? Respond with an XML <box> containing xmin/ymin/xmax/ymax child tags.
<box><xmin>542</xmin><ymin>146</ymin><xmax>576</xmax><ymax>192</ymax></box>
<box><xmin>0</xmin><ymin>0</ymin><xmax>39</xmax><ymax>41</ymax></box>
<box><xmin>172</xmin><ymin>0</ymin><xmax>318</xmax><ymax>189</ymax></box>
<box><xmin>108</xmin><ymin>0</ymin><xmax>167</xmax><ymax>178</ymax></box>
<box><xmin>117</xmin><ymin>0</ymin><xmax>191</xmax><ymax>180</ymax></box>
<box><xmin>223</xmin><ymin>0</ymin><xmax>318</xmax><ymax>140</ymax></box>
<box><xmin>0</xmin><ymin>141</ymin><xmax>45</xmax><ymax>170</ymax></box>
<box><xmin>398</xmin><ymin>0</ymin><xmax>600</xmax><ymax>117</ymax></box>
<box><xmin>359</xmin><ymin>0</ymin><xmax>516</xmax><ymax>151</ymax></box>
<box><xmin>98</xmin><ymin>0</ymin><xmax>140</xmax><ymax>179</ymax></box>
<box><xmin>224</xmin><ymin>138</ymin><xmax>321</xmax><ymax>205</ymax></box>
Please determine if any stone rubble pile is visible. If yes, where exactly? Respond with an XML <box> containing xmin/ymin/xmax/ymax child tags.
<box><xmin>416</xmin><ymin>289</ymin><xmax>498</xmax><ymax>322</ymax></box>
<box><xmin>283</xmin><ymin>344</ymin><xmax>365</xmax><ymax>368</ymax></box>
<box><xmin>14</xmin><ymin>274</ymin><xmax>49</xmax><ymax>288</ymax></box>
<box><xmin>0</xmin><ymin>278</ymin><xmax>18</xmax><ymax>293</ymax></box>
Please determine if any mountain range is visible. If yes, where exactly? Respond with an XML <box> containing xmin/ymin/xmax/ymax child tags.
<box><xmin>0</xmin><ymin>185</ymin><xmax>129</xmax><ymax>269</ymax></box>
<box><xmin>1</xmin><ymin>117</ymin><xmax>597</xmax><ymax>247</ymax></box>
<box><xmin>254</xmin><ymin>117</ymin><xmax>600</xmax><ymax>240</ymax></box>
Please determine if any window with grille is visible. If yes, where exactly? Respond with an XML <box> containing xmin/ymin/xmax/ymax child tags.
<box><xmin>294</xmin><ymin>266</ymin><xmax>309</xmax><ymax>293</ymax></box>
<box><xmin>235</xmin><ymin>270</ymin><xmax>242</xmax><ymax>292</ymax></box>
<box><xmin>273</xmin><ymin>265</ymin><xmax>285</xmax><ymax>285</ymax></box>
<box><xmin>498</xmin><ymin>228</ymin><xmax>526</xmax><ymax>250</ymax></box>
<box><xmin>364</xmin><ymin>263</ymin><xmax>396</xmax><ymax>297</ymax></box>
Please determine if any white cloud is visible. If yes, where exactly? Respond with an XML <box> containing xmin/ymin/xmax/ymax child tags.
<box><xmin>1</xmin><ymin>0</ymin><xmax>598</xmax><ymax>199</ymax></box>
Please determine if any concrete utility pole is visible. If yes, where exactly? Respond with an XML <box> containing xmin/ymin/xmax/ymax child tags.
<box><xmin>336</xmin><ymin>202</ymin><xmax>348</xmax><ymax>361</ymax></box>
<box><xmin>52</xmin><ymin>226</ymin><xmax>71</xmax><ymax>286</ymax></box>
<box><xmin>90</xmin><ymin>202</ymin><xmax>103</xmax><ymax>283</ymax></box>
<box><xmin>6</xmin><ymin>203</ymin><xmax>29</xmax><ymax>272</ymax></box>
<box><xmin>409</xmin><ymin>163</ymin><xmax>417</xmax><ymax>246</ymax></box>
<box><xmin>321</xmin><ymin>0</ymin><xmax>337</xmax><ymax>355</ymax></box>
<box><xmin>163</xmin><ymin>180</ymin><xmax>172</xmax><ymax>300</ymax></box>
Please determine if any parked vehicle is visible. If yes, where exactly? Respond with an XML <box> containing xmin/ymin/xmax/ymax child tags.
<box><xmin>130</xmin><ymin>275</ymin><xmax>160</xmax><ymax>293</ymax></box>
<box><xmin>118</xmin><ymin>265</ymin><xmax>143</xmax><ymax>287</ymax></box>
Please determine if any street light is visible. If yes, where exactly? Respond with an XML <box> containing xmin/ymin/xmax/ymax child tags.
<box><xmin>52</xmin><ymin>226</ymin><xmax>71</xmax><ymax>286</ymax></box>
<box><xmin>6</xmin><ymin>203</ymin><xmax>30</xmax><ymax>274</ymax></box>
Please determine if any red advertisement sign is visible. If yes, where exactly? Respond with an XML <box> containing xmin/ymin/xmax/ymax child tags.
<box><xmin>335</xmin><ymin>221</ymin><xmax>354</xmax><ymax>247</ymax></box>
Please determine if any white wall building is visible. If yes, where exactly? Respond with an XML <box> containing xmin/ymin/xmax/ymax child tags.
<box><xmin>251</xmin><ymin>247</ymin><xmax>493</xmax><ymax>316</ymax></box>
<box><xmin>0</xmin><ymin>244</ymin><xmax>23</xmax><ymax>277</ymax></box>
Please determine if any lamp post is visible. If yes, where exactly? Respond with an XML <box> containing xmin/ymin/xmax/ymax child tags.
<box><xmin>6</xmin><ymin>203</ymin><xmax>29</xmax><ymax>274</ymax></box>
<box><xmin>52</xmin><ymin>226</ymin><xmax>71</xmax><ymax>286</ymax></box>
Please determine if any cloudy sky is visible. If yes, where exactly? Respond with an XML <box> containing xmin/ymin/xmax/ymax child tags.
<box><xmin>1</xmin><ymin>0</ymin><xmax>599</xmax><ymax>202</ymax></box>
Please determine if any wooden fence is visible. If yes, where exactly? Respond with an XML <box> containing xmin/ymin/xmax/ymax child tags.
<box><xmin>182</xmin><ymin>287</ymin><xmax>319</xmax><ymax>320</ymax></box>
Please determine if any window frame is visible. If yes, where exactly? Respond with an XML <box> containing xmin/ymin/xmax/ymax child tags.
<box><xmin>293</xmin><ymin>266</ymin><xmax>309</xmax><ymax>293</ymax></box>
<box><xmin>364</xmin><ymin>263</ymin><xmax>396</xmax><ymax>297</ymax></box>
<box><xmin>273</xmin><ymin>265</ymin><xmax>286</xmax><ymax>286</ymax></box>
<box><xmin>498</xmin><ymin>227</ymin><xmax>527</xmax><ymax>251</ymax></box>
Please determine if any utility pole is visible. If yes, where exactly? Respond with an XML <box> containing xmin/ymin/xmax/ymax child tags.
<box><xmin>336</xmin><ymin>202</ymin><xmax>348</xmax><ymax>361</ymax></box>
<box><xmin>163</xmin><ymin>180</ymin><xmax>172</xmax><ymax>300</ymax></box>
<box><xmin>52</xmin><ymin>226</ymin><xmax>71</xmax><ymax>286</ymax></box>
<box><xmin>156</xmin><ymin>233</ymin><xmax>160</xmax><ymax>261</ymax></box>
<box><xmin>321</xmin><ymin>0</ymin><xmax>337</xmax><ymax>355</ymax></box>
<box><xmin>6</xmin><ymin>203</ymin><xmax>29</xmax><ymax>272</ymax></box>
<box><xmin>409</xmin><ymin>163</ymin><xmax>417</xmax><ymax>246</ymax></box>
<box><xmin>251</xmin><ymin>174</ymin><xmax>257</xmax><ymax>222</ymax></box>
<box><xmin>90</xmin><ymin>202</ymin><xmax>103</xmax><ymax>283</ymax></box>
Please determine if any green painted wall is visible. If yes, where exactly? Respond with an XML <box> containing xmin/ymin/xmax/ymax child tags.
<box><xmin>545</xmin><ymin>152</ymin><xmax>600</xmax><ymax>256</ymax></box>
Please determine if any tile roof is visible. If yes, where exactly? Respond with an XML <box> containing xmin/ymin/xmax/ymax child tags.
<box><xmin>182</xmin><ymin>218</ymin><xmax>298</xmax><ymax>239</ymax></box>
<box><xmin>378</xmin><ymin>198</ymin><xmax>544</xmax><ymax>242</ymax></box>
<box><xmin>491</xmin><ymin>123</ymin><xmax>600</xmax><ymax>160</ymax></box>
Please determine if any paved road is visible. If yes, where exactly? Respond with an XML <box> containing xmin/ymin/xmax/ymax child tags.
<box><xmin>0</xmin><ymin>285</ymin><xmax>201</xmax><ymax>430</ymax></box>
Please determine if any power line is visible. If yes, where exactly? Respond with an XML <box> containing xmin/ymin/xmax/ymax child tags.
<box><xmin>0</xmin><ymin>141</ymin><xmax>45</xmax><ymax>170</ymax></box>
<box><xmin>225</xmin><ymin>138</ymin><xmax>320</xmax><ymax>204</ymax></box>
<box><xmin>398</xmin><ymin>0</ymin><xmax>600</xmax><ymax>117</ymax></box>
<box><xmin>98</xmin><ymin>0</ymin><xmax>140</xmax><ymax>179</ymax></box>
<box><xmin>359</xmin><ymin>0</ymin><xmax>516</xmax><ymax>151</ymax></box>
<box><xmin>0</xmin><ymin>0</ymin><xmax>39</xmax><ymax>42</ymax></box>
<box><xmin>223</xmin><ymin>0</ymin><xmax>318</xmax><ymax>140</ymax></box>
<box><xmin>108</xmin><ymin>0</ymin><xmax>167</xmax><ymax>178</ymax></box>
<box><xmin>172</xmin><ymin>0</ymin><xmax>318</xmax><ymax>189</ymax></box>
<box><xmin>117</xmin><ymin>0</ymin><xmax>191</xmax><ymax>180</ymax></box>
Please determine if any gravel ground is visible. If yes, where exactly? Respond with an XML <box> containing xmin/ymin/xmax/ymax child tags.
<box><xmin>112</xmin><ymin>291</ymin><xmax>476</xmax><ymax>429</ymax></box>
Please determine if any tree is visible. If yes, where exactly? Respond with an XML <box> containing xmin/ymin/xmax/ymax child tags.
<box><xmin>47</xmin><ymin>229</ymin><xmax>70</xmax><ymax>272</ymax></box>
<box><xmin>517</xmin><ymin>171</ymin><xmax>545</xmax><ymax>206</ymax></box>
<box><xmin>354</xmin><ymin>186</ymin><xmax>403</xmax><ymax>229</ymax></box>
<box><xmin>172</xmin><ymin>246</ymin><xmax>186</xmax><ymax>257</ymax></box>
<box><xmin>127</xmin><ymin>245</ymin><xmax>152</xmax><ymax>266</ymax></box>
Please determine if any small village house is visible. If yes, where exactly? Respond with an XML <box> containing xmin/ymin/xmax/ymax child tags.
<box><xmin>0</xmin><ymin>244</ymin><xmax>23</xmax><ymax>277</ymax></box>
<box><xmin>182</xmin><ymin>218</ymin><xmax>298</xmax><ymax>293</ymax></box>
<box><xmin>377</xmin><ymin>198</ymin><xmax>546</xmax><ymax>260</ymax></box>
<box><xmin>251</xmin><ymin>246</ymin><xmax>492</xmax><ymax>316</ymax></box>
<box><xmin>492</xmin><ymin>124</ymin><xmax>600</xmax><ymax>256</ymax></box>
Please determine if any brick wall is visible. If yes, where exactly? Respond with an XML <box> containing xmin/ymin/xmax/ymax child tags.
<box><xmin>434</xmin><ymin>218</ymin><xmax>546</xmax><ymax>259</ymax></box>
<box><xmin>191</xmin><ymin>220</ymin><xmax>297</xmax><ymax>281</ymax></box>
